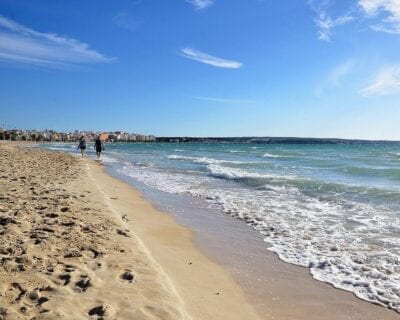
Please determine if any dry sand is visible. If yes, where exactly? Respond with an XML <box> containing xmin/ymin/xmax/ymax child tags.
<box><xmin>0</xmin><ymin>143</ymin><xmax>260</xmax><ymax>320</ymax></box>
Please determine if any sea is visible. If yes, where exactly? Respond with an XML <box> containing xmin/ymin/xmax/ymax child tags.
<box><xmin>41</xmin><ymin>141</ymin><xmax>400</xmax><ymax>313</ymax></box>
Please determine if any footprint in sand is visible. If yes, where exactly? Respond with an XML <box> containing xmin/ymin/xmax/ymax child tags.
<box><xmin>45</xmin><ymin>213</ymin><xmax>58</xmax><ymax>218</ymax></box>
<box><xmin>119</xmin><ymin>270</ymin><xmax>135</xmax><ymax>283</ymax></box>
<box><xmin>58</xmin><ymin>274</ymin><xmax>71</xmax><ymax>286</ymax></box>
<box><xmin>0</xmin><ymin>216</ymin><xmax>17</xmax><ymax>226</ymax></box>
<box><xmin>116</xmin><ymin>229</ymin><xmax>130</xmax><ymax>237</ymax></box>
<box><xmin>36</xmin><ymin>296</ymin><xmax>49</xmax><ymax>306</ymax></box>
<box><xmin>87</xmin><ymin>247</ymin><xmax>103</xmax><ymax>259</ymax></box>
<box><xmin>11</xmin><ymin>283</ymin><xmax>27</xmax><ymax>301</ymax></box>
<box><xmin>75</xmin><ymin>276</ymin><xmax>91</xmax><ymax>292</ymax></box>
<box><xmin>88</xmin><ymin>305</ymin><xmax>105</xmax><ymax>319</ymax></box>
<box><xmin>88</xmin><ymin>304</ymin><xmax>115</xmax><ymax>319</ymax></box>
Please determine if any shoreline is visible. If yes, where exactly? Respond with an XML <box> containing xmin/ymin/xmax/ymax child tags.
<box><xmin>1</xmin><ymin>143</ymin><xmax>399</xmax><ymax>319</ymax></box>
<box><xmin>106</xmin><ymin>164</ymin><xmax>400</xmax><ymax>319</ymax></box>
<box><xmin>87</xmin><ymin>153</ymin><xmax>262</xmax><ymax>320</ymax></box>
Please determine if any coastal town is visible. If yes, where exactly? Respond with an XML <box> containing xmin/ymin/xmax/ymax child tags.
<box><xmin>0</xmin><ymin>128</ymin><xmax>156</xmax><ymax>142</ymax></box>
<box><xmin>1</xmin><ymin>128</ymin><xmax>396</xmax><ymax>144</ymax></box>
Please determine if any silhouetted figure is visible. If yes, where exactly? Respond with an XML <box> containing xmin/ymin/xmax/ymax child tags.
<box><xmin>94</xmin><ymin>136</ymin><xmax>103</xmax><ymax>159</ymax></box>
<box><xmin>77</xmin><ymin>136</ymin><xmax>86</xmax><ymax>158</ymax></box>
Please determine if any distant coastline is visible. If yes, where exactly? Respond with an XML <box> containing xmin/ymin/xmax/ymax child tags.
<box><xmin>155</xmin><ymin>136</ymin><xmax>400</xmax><ymax>144</ymax></box>
<box><xmin>1</xmin><ymin>128</ymin><xmax>399</xmax><ymax>144</ymax></box>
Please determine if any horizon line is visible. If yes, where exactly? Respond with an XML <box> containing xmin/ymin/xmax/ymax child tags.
<box><xmin>2</xmin><ymin>128</ymin><xmax>399</xmax><ymax>143</ymax></box>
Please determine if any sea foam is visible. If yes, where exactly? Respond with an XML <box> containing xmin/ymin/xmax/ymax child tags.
<box><xmin>117</xmin><ymin>158</ymin><xmax>400</xmax><ymax>313</ymax></box>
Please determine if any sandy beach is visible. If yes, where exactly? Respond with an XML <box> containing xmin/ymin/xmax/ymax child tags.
<box><xmin>2</xmin><ymin>0</ymin><xmax>400</xmax><ymax>318</ymax></box>
<box><xmin>0</xmin><ymin>143</ymin><xmax>260</xmax><ymax>320</ymax></box>
<box><xmin>1</xmin><ymin>143</ymin><xmax>399</xmax><ymax>320</ymax></box>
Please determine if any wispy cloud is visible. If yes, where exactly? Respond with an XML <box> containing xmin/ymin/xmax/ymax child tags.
<box><xmin>113</xmin><ymin>12</ymin><xmax>142</xmax><ymax>32</ymax></box>
<box><xmin>0</xmin><ymin>15</ymin><xmax>114</xmax><ymax>68</ymax></box>
<box><xmin>192</xmin><ymin>96</ymin><xmax>256</xmax><ymax>104</ymax></box>
<box><xmin>180</xmin><ymin>48</ymin><xmax>242</xmax><ymax>69</ymax></box>
<box><xmin>308</xmin><ymin>1</ymin><xmax>354</xmax><ymax>41</ymax></box>
<box><xmin>360</xmin><ymin>66</ymin><xmax>400</xmax><ymax>96</ymax></box>
<box><xmin>315</xmin><ymin>13</ymin><xmax>354</xmax><ymax>41</ymax></box>
<box><xmin>310</xmin><ymin>0</ymin><xmax>400</xmax><ymax>40</ymax></box>
<box><xmin>186</xmin><ymin>0</ymin><xmax>214</xmax><ymax>10</ymax></box>
<box><xmin>359</xmin><ymin>0</ymin><xmax>400</xmax><ymax>34</ymax></box>
<box><xmin>328</xmin><ymin>60</ymin><xmax>354</xmax><ymax>85</ymax></box>
<box><xmin>315</xmin><ymin>60</ymin><xmax>354</xmax><ymax>96</ymax></box>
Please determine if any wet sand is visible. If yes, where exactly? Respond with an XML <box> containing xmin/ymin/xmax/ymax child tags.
<box><xmin>108</xmin><ymin>173</ymin><xmax>400</xmax><ymax>320</ymax></box>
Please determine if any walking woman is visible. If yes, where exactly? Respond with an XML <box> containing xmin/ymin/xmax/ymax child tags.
<box><xmin>77</xmin><ymin>136</ymin><xmax>86</xmax><ymax>158</ymax></box>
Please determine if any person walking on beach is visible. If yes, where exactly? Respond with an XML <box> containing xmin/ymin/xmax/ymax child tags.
<box><xmin>77</xmin><ymin>136</ymin><xmax>86</xmax><ymax>158</ymax></box>
<box><xmin>94</xmin><ymin>135</ymin><xmax>104</xmax><ymax>159</ymax></box>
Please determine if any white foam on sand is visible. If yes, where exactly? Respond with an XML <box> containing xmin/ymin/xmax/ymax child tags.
<box><xmin>118</xmin><ymin>161</ymin><xmax>400</xmax><ymax>313</ymax></box>
<box><xmin>100</xmin><ymin>155</ymin><xmax>120</xmax><ymax>163</ymax></box>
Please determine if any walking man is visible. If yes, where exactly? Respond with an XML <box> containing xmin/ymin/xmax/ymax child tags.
<box><xmin>94</xmin><ymin>135</ymin><xmax>103</xmax><ymax>159</ymax></box>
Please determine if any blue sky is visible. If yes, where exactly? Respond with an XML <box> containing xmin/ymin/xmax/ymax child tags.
<box><xmin>0</xmin><ymin>0</ymin><xmax>400</xmax><ymax>139</ymax></box>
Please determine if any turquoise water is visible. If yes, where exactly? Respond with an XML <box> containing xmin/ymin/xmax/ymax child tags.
<box><xmin>43</xmin><ymin>142</ymin><xmax>400</xmax><ymax>312</ymax></box>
